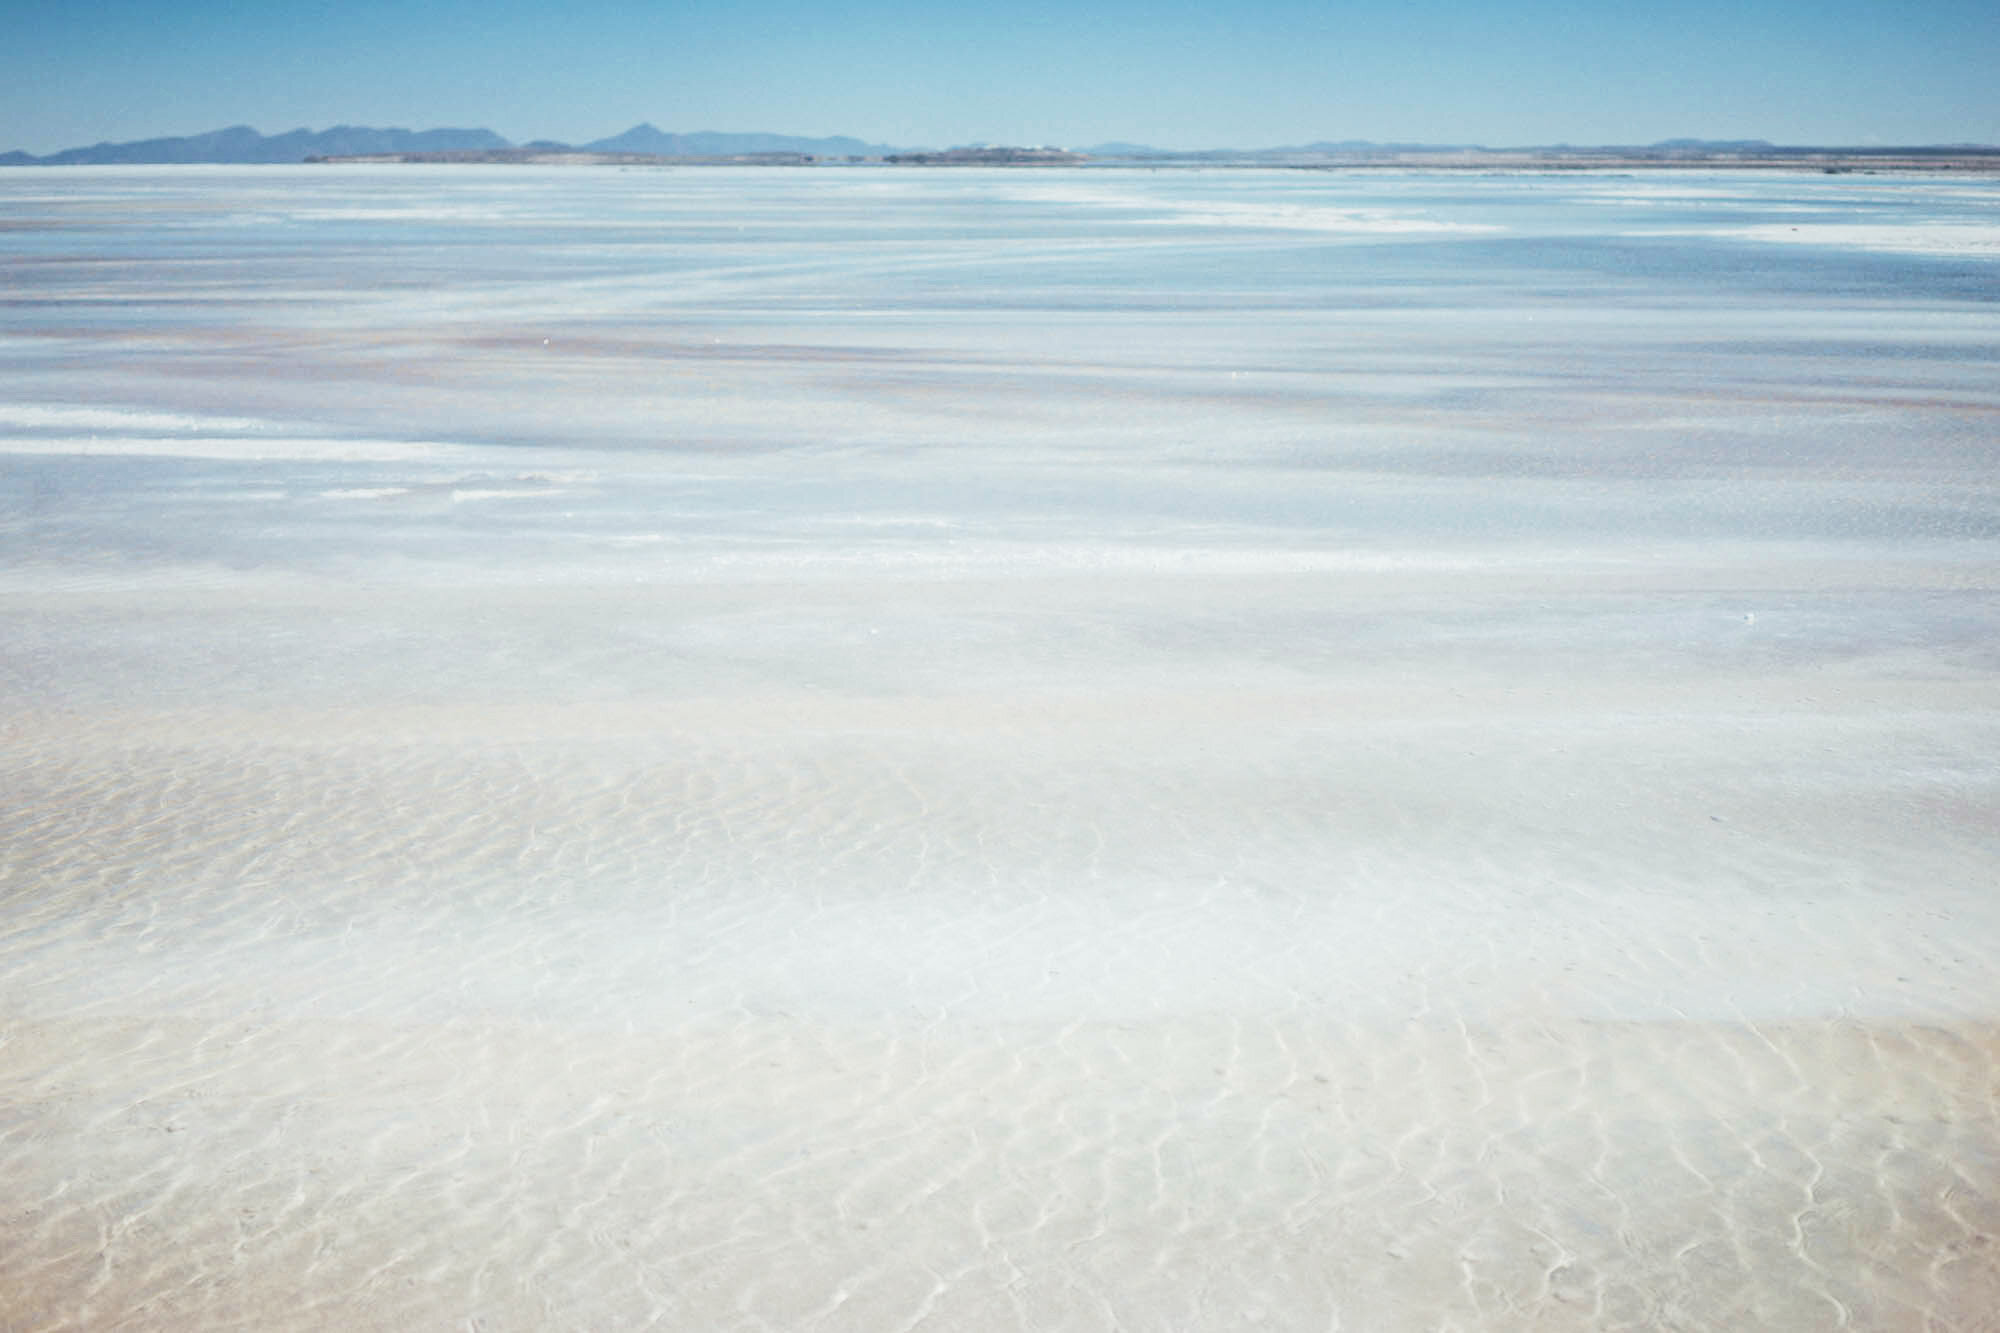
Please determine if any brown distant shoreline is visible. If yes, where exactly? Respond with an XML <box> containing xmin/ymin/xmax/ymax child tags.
<box><xmin>307</xmin><ymin>149</ymin><xmax>824</xmax><ymax>166</ymax></box>
<box><xmin>306</xmin><ymin>145</ymin><xmax>2000</xmax><ymax>172</ymax></box>
<box><xmin>305</xmin><ymin>146</ymin><xmax>1087</xmax><ymax>167</ymax></box>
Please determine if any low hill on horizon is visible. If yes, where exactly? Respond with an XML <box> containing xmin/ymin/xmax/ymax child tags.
<box><xmin>0</xmin><ymin>123</ymin><xmax>900</xmax><ymax>165</ymax></box>
<box><xmin>5</xmin><ymin>125</ymin><xmax>1996</xmax><ymax>167</ymax></box>
<box><xmin>0</xmin><ymin>125</ymin><xmax>510</xmax><ymax>165</ymax></box>
<box><xmin>580</xmin><ymin>124</ymin><xmax>893</xmax><ymax>157</ymax></box>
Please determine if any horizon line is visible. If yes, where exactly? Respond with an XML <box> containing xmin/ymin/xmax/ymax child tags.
<box><xmin>7</xmin><ymin>122</ymin><xmax>2000</xmax><ymax>163</ymax></box>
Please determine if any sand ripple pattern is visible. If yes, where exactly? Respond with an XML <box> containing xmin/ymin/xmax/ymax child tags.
<box><xmin>4</xmin><ymin>715</ymin><xmax>1998</xmax><ymax>1331</ymax></box>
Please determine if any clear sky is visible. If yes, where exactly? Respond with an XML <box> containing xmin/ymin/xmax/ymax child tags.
<box><xmin>4</xmin><ymin>0</ymin><xmax>1996</xmax><ymax>154</ymax></box>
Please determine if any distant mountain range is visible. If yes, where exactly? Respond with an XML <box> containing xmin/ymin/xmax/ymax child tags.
<box><xmin>0</xmin><ymin>123</ymin><xmax>898</xmax><ymax>165</ymax></box>
<box><xmin>577</xmin><ymin>124</ymin><xmax>890</xmax><ymax>157</ymax></box>
<box><xmin>0</xmin><ymin>125</ymin><xmax>510</xmax><ymax>166</ymax></box>
<box><xmin>3</xmin><ymin>125</ymin><xmax>1994</xmax><ymax>166</ymax></box>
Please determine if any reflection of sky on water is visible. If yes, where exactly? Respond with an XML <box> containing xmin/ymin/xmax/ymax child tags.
<box><xmin>1</xmin><ymin>160</ymin><xmax>1994</xmax><ymax>732</ymax></box>
<box><xmin>2</xmin><ymin>164</ymin><xmax>1996</xmax><ymax>588</ymax></box>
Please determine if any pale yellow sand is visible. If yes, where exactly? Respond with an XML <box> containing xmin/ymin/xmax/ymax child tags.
<box><xmin>6</xmin><ymin>1009</ymin><xmax>1996</xmax><ymax>1331</ymax></box>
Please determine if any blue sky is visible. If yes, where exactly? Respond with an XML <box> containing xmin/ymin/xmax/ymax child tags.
<box><xmin>5</xmin><ymin>0</ymin><xmax>1996</xmax><ymax>154</ymax></box>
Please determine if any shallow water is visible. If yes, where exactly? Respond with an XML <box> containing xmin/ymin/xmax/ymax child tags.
<box><xmin>3</xmin><ymin>165</ymin><xmax>1999</xmax><ymax>1330</ymax></box>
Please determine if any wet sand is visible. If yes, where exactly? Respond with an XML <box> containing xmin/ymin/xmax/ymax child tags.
<box><xmin>3</xmin><ymin>166</ymin><xmax>1999</xmax><ymax>1329</ymax></box>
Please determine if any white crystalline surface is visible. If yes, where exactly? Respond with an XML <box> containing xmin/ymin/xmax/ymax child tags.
<box><xmin>4</xmin><ymin>165</ymin><xmax>1999</xmax><ymax>1331</ymax></box>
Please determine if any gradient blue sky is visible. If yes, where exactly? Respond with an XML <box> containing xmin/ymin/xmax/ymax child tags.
<box><xmin>5</xmin><ymin>0</ymin><xmax>1996</xmax><ymax>154</ymax></box>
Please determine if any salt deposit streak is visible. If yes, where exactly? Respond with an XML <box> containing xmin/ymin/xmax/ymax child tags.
<box><xmin>3</xmin><ymin>165</ymin><xmax>1999</xmax><ymax>1332</ymax></box>
<box><xmin>0</xmin><ymin>404</ymin><xmax>286</xmax><ymax>434</ymax></box>
<box><xmin>0</xmin><ymin>435</ymin><xmax>490</xmax><ymax>462</ymax></box>
<box><xmin>1644</xmin><ymin>222</ymin><xmax>2000</xmax><ymax>257</ymax></box>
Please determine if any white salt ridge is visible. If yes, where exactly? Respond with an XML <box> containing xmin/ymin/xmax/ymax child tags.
<box><xmin>1147</xmin><ymin>200</ymin><xmax>1500</xmax><ymax>233</ymax></box>
<box><xmin>0</xmin><ymin>404</ymin><xmax>285</xmax><ymax>434</ymax></box>
<box><xmin>1639</xmin><ymin>221</ymin><xmax>2000</xmax><ymax>256</ymax></box>
<box><xmin>997</xmin><ymin>180</ymin><xmax>1498</xmax><ymax>233</ymax></box>
<box><xmin>0</xmin><ymin>435</ymin><xmax>496</xmax><ymax>462</ymax></box>
<box><xmin>449</xmin><ymin>487</ymin><xmax>572</xmax><ymax>502</ymax></box>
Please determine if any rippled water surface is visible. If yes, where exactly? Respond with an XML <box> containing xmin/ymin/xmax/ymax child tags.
<box><xmin>4</xmin><ymin>165</ymin><xmax>1999</xmax><ymax>1330</ymax></box>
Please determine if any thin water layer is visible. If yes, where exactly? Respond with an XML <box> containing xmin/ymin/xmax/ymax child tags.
<box><xmin>3</xmin><ymin>166</ymin><xmax>1998</xmax><ymax>1330</ymax></box>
